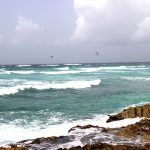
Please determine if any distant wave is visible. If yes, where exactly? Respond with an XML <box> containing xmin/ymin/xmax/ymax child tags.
<box><xmin>79</xmin><ymin>66</ymin><xmax>146</xmax><ymax>72</ymax></box>
<box><xmin>123</xmin><ymin>77</ymin><xmax>150</xmax><ymax>81</ymax></box>
<box><xmin>0</xmin><ymin>80</ymin><xmax>101</xmax><ymax>96</ymax></box>
<box><xmin>41</xmin><ymin>70</ymin><xmax>82</xmax><ymax>75</ymax></box>
<box><xmin>80</xmin><ymin>68</ymin><xmax>100</xmax><ymax>72</ymax></box>
<box><xmin>17</xmin><ymin>65</ymin><xmax>31</xmax><ymax>67</ymax></box>
<box><xmin>91</xmin><ymin>66</ymin><xmax>148</xmax><ymax>71</ymax></box>
<box><xmin>56</xmin><ymin>67</ymin><xmax>70</xmax><ymax>71</ymax></box>
<box><xmin>10</xmin><ymin>71</ymin><xmax>35</xmax><ymax>74</ymax></box>
<box><xmin>41</xmin><ymin>68</ymin><xmax>100</xmax><ymax>75</ymax></box>
<box><xmin>39</xmin><ymin>64</ymin><xmax>59</xmax><ymax>67</ymax></box>
<box><xmin>64</xmin><ymin>63</ymin><xmax>81</xmax><ymax>66</ymax></box>
<box><xmin>0</xmin><ymin>70</ymin><xmax>35</xmax><ymax>75</ymax></box>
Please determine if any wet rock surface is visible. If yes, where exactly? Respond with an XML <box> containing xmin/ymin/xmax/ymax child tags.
<box><xmin>68</xmin><ymin>125</ymin><xmax>102</xmax><ymax>133</ymax></box>
<box><xmin>58</xmin><ymin>142</ymin><xmax>150</xmax><ymax>150</ymax></box>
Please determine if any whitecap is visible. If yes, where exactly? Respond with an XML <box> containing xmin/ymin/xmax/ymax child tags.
<box><xmin>40</xmin><ymin>70</ymin><xmax>82</xmax><ymax>75</ymax></box>
<box><xmin>80</xmin><ymin>68</ymin><xmax>100</xmax><ymax>72</ymax></box>
<box><xmin>17</xmin><ymin>65</ymin><xmax>31</xmax><ymax>67</ymax></box>
<box><xmin>39</xmin><ymin>64</ymin><xmax>59</xmax><ymax>67</ymax></box>
<box><xmin>0</xmin><ymin>114</ymin><xmax>140</xmax><ymax>147</ymax></box>
<box><xmin>122</xmin><ymin>77</ymin><xmax>150</xmax><ymax>81</ymax></box>
<box><xmin>56</xmin><ymin>67</ymin><xmax>70</xmax><ymax>71</ymax></box>
<box><xmin>0</xmin><ymin>80</ymin><xmax>101</xmax><ymax>96</ymax></box>
<box><xmin>9</xmin><ymin>71</ymin><xmax>35</xmax><ymax>74</ymax></box>
<box><xmin>64</xmin><ymin>64</ymin><xmax>81</xmax><ymax>66</ymax></box>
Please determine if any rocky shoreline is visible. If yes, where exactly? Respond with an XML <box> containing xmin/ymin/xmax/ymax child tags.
<box><xmin>1</xmin><ymin>104</ymin><xmax>150</xmax><ymax>150</ymax></box>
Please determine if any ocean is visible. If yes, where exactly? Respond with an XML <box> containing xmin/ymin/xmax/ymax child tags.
<box><xmin>0</xmin><ymin>62</ymin><xmax>150</xmax><ymax>148</ymax></box>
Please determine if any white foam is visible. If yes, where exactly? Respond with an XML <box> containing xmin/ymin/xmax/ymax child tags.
<box><xmin>0</xmin><ymin>114</ymin><xmax>140</xmax><ymax>146</ymax></box>
<box><xmin>17</xmin><ymin>65</ymin><xmax>31</xmax><ymax>67</ymax></box>
<box><xmin>99</xmin><ymin>66</ymin><xmax>128</xmax><ymax>70</ymax></box>
<box><xmin>56</xmin><ymin>67</ymin><xmax>70</xmax><ymax>71</ymax></box>
<box><xmin>41</xmin><ymin>70</ymin><xmax>82</xmax><ymax>75</ymax></box>
<box><xmin>40</xmin><ymin>64</ymin><xmax>59</xmax><ymax>67</ymax></box>
<box><xmin>0</xmin><ymin>70</ymin><xmax>11</xmax><ymax>74</ymax></box>
<box><xmin>123</xmin><ymin>77</ymin><xmax>150</xmax><ymax>81</ymax></box>
<box><xmin>78</xmin><ymin>66</ymin><xmax>145</xmax><ymax>73</ymax></box>
<box><xmin>0</xmin><ymin>71</ymin><xmax>35</xmax><ymax>75</ymax></box>
<box><xmin>64</xmin><ymin>64</ymin><xmax>81</xmax><ymax>66</ymax></box>
<box><xmin>41</xmin><ymin>67</ymin><xmax>101</xmax><ymax>74</ymax></box>
<box><xmin>10</xmin><ymin>71</ymin><xmax>35</xmax><ymax>74</ymax></box>
<box><xmin>80</xmin><ymin>68</ymin><xmax>100</xmax><ymax>72</ymax></box>
<box><xmin>0</xmin><ymin>80</ymin><xmax>101</xmax><ymax>96</ymax></box>
<box><xmin>89</xmin><ymin>66</ymin><xmax>148</xmax><ymax>71</ymax></box>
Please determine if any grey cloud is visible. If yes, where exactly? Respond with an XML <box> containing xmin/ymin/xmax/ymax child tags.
<box><xmin>72</xmin><ymin>0</ymin><xmax>150</xmax><ymax>44</ymax></box>
<box><xmin>11</xmin><ymin>16</ymin><xmax>43</xmax><ymax>45</ymax></box>
<box><xmin>132</xmin><ymin>17</ymin><xmax>150</xmax><ymax>42</ymax></box>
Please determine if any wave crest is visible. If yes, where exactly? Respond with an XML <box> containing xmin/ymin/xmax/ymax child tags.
<box><xmin>0</xmin><ymin>80</ymin><xmax>101</xmax><ymax>96</ymax></box>
<box><xmin>123</xmin><ymin>77</ymin><xmax>150</xmax><ymax>81</ymax></box>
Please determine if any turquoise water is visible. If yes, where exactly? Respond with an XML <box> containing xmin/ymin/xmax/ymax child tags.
<box><xmin>0</xmin><ymin>63</ymin><xmax>150</xmax><ymax>145</ymax></box>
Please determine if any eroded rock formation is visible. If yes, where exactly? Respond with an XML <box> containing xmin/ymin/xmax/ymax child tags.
<box><xmin>107</xmin><ymin>104</ymin><xmax>150</xmax><ymax>122</ymax></box>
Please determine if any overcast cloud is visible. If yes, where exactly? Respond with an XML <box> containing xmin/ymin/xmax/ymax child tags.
<box><xmin>11</xmin><ymin>16</ymin><xmax>43</xmax><ymax>45</ymax></box>
<box><xmin>72</xmin><ymin>0</ymin><xmax>150</xmax><ymax>44</ymax></box>
<box><xmin>0</xmin><ymin>0</ymin><xmax>150</xmax><ymax>64</ymax></box>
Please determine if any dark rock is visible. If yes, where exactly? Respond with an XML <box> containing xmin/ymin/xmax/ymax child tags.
<box><xmin>31</xmin><ymin>136</ymin><xmax>74</xmax><ymax>145</ymax></box>
<box><xmin>58</xmin><ymin>142</ymin><xmax>150</xmax><ymax>150</ymax></box>
<box><xmin>68</xmin><ymin>125</ymin><xmax>102</xmax><ymax>133</ymax></box>
<box><xmin>31</xmin><ymin>136</ymin><xmax>58</xmax><ymax>144</ymax></box>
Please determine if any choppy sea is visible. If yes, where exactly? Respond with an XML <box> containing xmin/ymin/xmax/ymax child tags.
<box><xmin>0</xmin><ymin>63</ymin><xmax>150</xmax><ymax>148</ymax></box>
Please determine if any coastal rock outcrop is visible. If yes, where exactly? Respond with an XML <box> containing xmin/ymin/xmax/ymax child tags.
<box><xmin>2</xmin><ymin>142</ymin><xmax>150</xmax><ymax>150</ymax></box>
<box><xmin>58</xmin><ymin>142</ymin><xmax>150</xmax><ymax>150</ymax></box>
<box><xmin>107</xmin><ymin>104</ymin><xmax>150</xmax><ymax>122</ymax></box>
<box><xmin>116</xmin><ymin>119</ymin><xmax>150</xmax><ymax>140</ymax></box>
<box><xmin>0</xmin><ymin>146</ymin><xmax>27</xmax><ymax>150</ymax></box>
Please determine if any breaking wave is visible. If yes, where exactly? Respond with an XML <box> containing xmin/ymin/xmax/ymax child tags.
<box><xmin>64</xmin><ymin>64</ymin><xmax>81</xmax><ymax>66</ymax></box>
<box><xmin>123</xmin><ymin>77</ymin><xmax>150</xmax><ymax>81</ymax></box>
<box><xmin>0</xmin><ymin>70</ymin><xmax>35</xmax><ymax>75</ymax></box>
<box><xmin>40</xmin><ymin>71</ymin><xmax>82</xmax><ymax>75</ymax></box>
<box><xmin>56</xmin><ymin>67</ymin><xmax>70</xmax><ymax>71</ymax></box>
<box><xmin>17</xmin><ymin>65</ymin><xmax>31</xmax><ymax>67</ymax></box>
<box><xmin>39</xmin><ymin>64</ymin><xmax>59</xmax><ymax>67</ymax></box>
<box><xmin>0</xmin><ymin>80</ymin><xmax>101</xmax><ymax>96</ymax></box>
<box><xmin>0</xmin><ymin>114</ymin><xmax>140</xmax><ymax>147</ymax></box>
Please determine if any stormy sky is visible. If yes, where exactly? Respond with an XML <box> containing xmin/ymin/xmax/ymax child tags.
<box><xmin>0</xmin><ymin>0</ymin><xmax>150</xmax><ymax>64</ymax></box>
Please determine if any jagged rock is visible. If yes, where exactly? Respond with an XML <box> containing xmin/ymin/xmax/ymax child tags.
<box><xmin>31</xmin><ymin>136</ymin><xmax>58</xmax><ymax>144</ymax></box>
<box><xmin>116</xmin><ymin>119</ymin><xmax>150</xmax><ymax>141</ymax></box>
<box><xmin>107</xmin><ymin>104</ymin><xmax>150</xmax><ymax>122</ymax></box>
<box><xmin>68</xmin><ymin>124</ymin><xmax>102</xmax><ymax>133</ymax></box>
<box><xmin>58</xmin><ymin>142</ymin><xmax>150</xmax><ymax>150</ymax></box>
<box><xmin>0</xmin><ymin>146</ymin><xmax>27</xmax><ymax>150</ymax></box>
<box><xmin>30</xmin><ymin>135</ymin><xmax>73</xmax><ymax>145</ymax></box>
